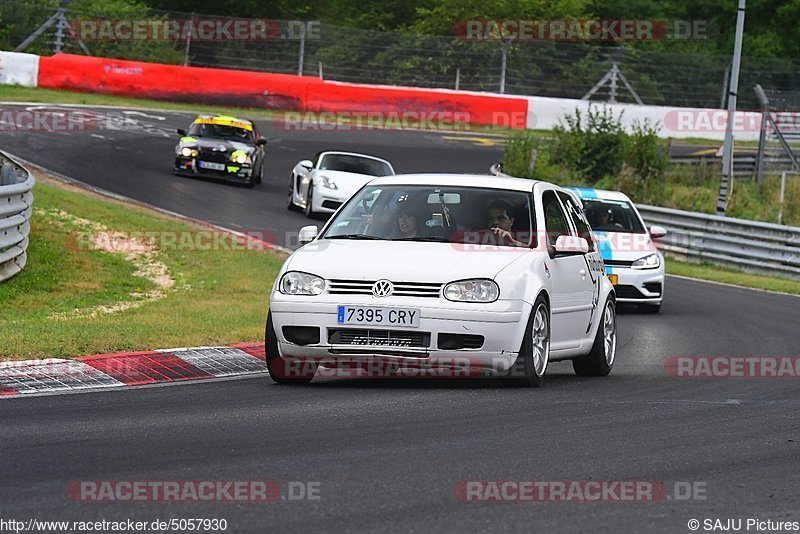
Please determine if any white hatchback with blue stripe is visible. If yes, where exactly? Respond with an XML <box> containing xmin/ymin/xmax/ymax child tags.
<box><xmin>566</xmin><ymin>187</ymin><xmax>667</xmax><ymax>313</ymax></box>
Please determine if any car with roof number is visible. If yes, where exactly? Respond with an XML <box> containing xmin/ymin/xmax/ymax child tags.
<box><xmin>174</xmin><ymin>115</ymin><xmax>267</xmax><ymax>187</ymax></box>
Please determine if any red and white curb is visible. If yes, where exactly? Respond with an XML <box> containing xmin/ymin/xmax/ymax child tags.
<box><xmin>0</xmin><ymin>344</ymin><xmax>266</xmax><ymax>397</ymax></box>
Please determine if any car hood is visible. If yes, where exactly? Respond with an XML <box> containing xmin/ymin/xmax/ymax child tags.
<box><xmin>312</xmin><ymin>170</ymin><xmax>376</xmax><ymax>193</ymax></box>
<box><xmin>285</xmin><ymin>239</ymin><xmax>531</xmax><ymax>282</ymax></box>
<box><xmin>593</xmin><ymin>230</ymin><xmax>659</xmax><ymax>262</ymax></box>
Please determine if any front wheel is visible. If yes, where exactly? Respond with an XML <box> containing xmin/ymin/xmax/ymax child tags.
<box><xmin>265</xmin><ymin>313</ymin><xmax>316</xmax><ymax>385</ymax></box>
<box><xmin>287</xmin><ymin>174</ymin><xmax>300</xmax><ymax>211</ymax></box>
<box><xmin>505</xmin><ymin>296</ymin><xmax>549</xmax><ymax>387</ymax></box>
<box><xmin>304</xmin><ymin>183</ymin><xmax>315</xmax><ymax>218</ymax></box>
<box><xmin>572</xmin><ymin>298</ymin><xmax>616</xmax><ymax>377</ymax></box>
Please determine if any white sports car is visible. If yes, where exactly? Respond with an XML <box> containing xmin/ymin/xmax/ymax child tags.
<box><xmin>267</xmin><ymin>173</ymin><xmax>617</xmax><ymax>387</ymax></box>
<box><xmin>566</xmin><ymin>187</ymin><xmax>667</xmax><ymax>313</ymax></box>
<box><xmin>287</xmin><ymin>151</ymin><xmax>395</xmax><ymax>217</ymax></box>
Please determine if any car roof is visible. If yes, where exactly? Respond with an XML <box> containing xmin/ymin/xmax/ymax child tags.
<box><xmin>194</xmin><ymin>114</ymin><xmax>253</xmax><ymax>125</ymax></box>
<box><xmin>565</xmin><ymin>187</ymin><xmax>632</xmax><ymax>202</ymax></box>
<box><xmin>366</xmin><ymin>173</ymin><xmax>539</xmax><ymax>192</ymax></box>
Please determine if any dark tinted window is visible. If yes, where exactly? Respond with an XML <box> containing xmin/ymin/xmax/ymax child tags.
<box><xmin>187</xmin><ymin>123</ymin><xmax>254</xmax><ymax>142</ymax></box>
<box><xmin>542</xmin><ymin>191</ymin><xmax>571</xmax><ymax>247</ymax></box>
<box><xmin>558</xmin><ymin>192</ymin><xmax>596</xmax><ymax>252</ymax></box>
<box><xmin>319</xmin><ymin>154</ymin><xmax>393</xmax><ymax>176</ymax></box>
<box><xmin>581</xmin><ymin>199</ymin><xmax>646</xmax><ymax>233</ymax></box>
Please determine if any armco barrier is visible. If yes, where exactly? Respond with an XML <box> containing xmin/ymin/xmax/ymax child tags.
<box><xmin>490</xmin><ymin>164</ymin><xmax>800</xmax><ymax>280</ymax></box>
<box><xmin>0</xmin><ymin>51</ymin><xmax>39</xmax><ymax>87</ymax></box>
<box><xmin>2</xmin><ymin>50</ymin><xmax>760</xmax><ymax>137</ymax></box>
<box><xmin>0</xmin><ymin>152</ymin><xmax>34</xmax><ymax>282</ymax></box>
<box><xmin>36</xmin><ymin>53</ymin><xmax>527</xmax><ymax>128</ymax></box>
<box><xmin>636</xmin><ymin>205</ymin><xmax>800</xmax><ymax>281</ymax></box>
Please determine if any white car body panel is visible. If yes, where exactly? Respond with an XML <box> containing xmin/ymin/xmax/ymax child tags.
<box><xmin>270</xmin><ymin>174</ymin><xmax>614</xmax><ymax>374</ymax></box>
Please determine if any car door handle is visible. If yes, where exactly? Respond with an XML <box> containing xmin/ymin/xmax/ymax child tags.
<box><xmin>579</xmin><ymin>269</ymin><xmax>587</xmax><ymax>277</ymax></box>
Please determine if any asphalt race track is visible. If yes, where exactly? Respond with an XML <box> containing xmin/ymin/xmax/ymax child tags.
<box><xmin>0</xmin><ymin>103</ymin><xmax>505</xmax><ymax>249</ymax></box>
<box><xmin>1</xmin><ymin>104</ymin><xmax>799</xmax><ymax>533</ymax></box>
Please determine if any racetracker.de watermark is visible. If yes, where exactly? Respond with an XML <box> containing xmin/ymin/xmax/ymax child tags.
<box><xmin>68</xmin><ymin>230</ymin><xmax>278</xmax><ymax>253</ymax></box>
<box><xmin>454</xmin><ymin>19</ymin><xmax>710</xmax><ymax>41</ymax></box>
<box><xmin>69</xmin><ymin>19</ymin><xmax>319</xmax><ymax>41</ymax></box>
<box><xmin>66</xmin><ymin>480</ymin><xmax>321</xmax><ymax>502</ymax></box>
<box><xmin>453</xmin><ymin>480</ymin><xmax>707</xmax><ymax>502</ymax></box>
<box><xmin>277</xmin><ymin>111</ymin><xmax>528</xmax><ymax>132</ymax></box>
<box><xmin>665</xmin><ymin>356</ymin><xmax>800</xmax><ymax>378</ymax></box>
<box><xmin>0</xmin><ymin>110</ymin><xmax>141</xmax><ymax>132</ymax></box>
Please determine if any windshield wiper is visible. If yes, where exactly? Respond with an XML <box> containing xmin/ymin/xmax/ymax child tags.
<box><xmin>326</xmin><ymin>234</ymin><xmax>383</xmax><ymax>240</ymax></box>
<box><xmin>391</xmin><ymin>236</ymin><xmax>450</xmax><ymax>242</ymax></box>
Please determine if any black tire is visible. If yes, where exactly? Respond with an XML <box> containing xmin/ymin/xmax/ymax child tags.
<box><xmin>287</xmin><ymin>174</ymin><xmax>300</xmax><ymax>211</ymax></box>
<box><xmin>640</xmin><ymin>303</ymin><xmax>661</xmax><ymax>314</ymax></box>
<box><xmin>304</xmin><ymin>183</ymin><xmax>314</xmax><ymax>218</ymax></box>
<box><xmin>255</xmin><ymin>161</ymin><xmax>263</xmax><ymax>184</ymax></box>
<box><xmin>265</xmin><ymin>313</ymin><xmax>316</xmax><ymax>385</ymax></box>
<box><xmin>572</xmin><ymin>298</ymin><xmax>616</xmax><ymax>377</ymax></box>
<box><xmin>505</xmin><ymin>295</ymin><xmax>549</xmax><ymax>387</ymax></box>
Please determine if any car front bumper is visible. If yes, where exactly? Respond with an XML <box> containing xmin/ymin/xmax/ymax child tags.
<box><xmin>269</xmin><ymin>295</ymin><xmax>532</xmax><ymax>374</ymax></box>
<box><xmin>608</xmin><ymin>265</ymin><xmax>664</xmax><ymax>304</ymax></box>
<box><xmin>174</xmin><ymin>157</ymin><xmax>255</xmax><ymax>182</ymax></box>
<box><xmin>312</xmin><ymin>188</ymin><xmax>350</xmax><ymax>214</ymax></box>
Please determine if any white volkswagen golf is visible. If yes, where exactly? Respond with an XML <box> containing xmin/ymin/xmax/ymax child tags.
<box><xmin>267</xmin><ymin>174</ymin><xmax>616</xmax><ymax>387</ymax></box>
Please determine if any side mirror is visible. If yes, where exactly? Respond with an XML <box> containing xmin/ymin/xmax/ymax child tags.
<box><xmin>298</xmin><ymin>225</ymin><xmax>319</xmax><ymax>245</ymax></box>
<box><xmin>649</xmin><ymin>225</ymin><xmax>668</xmax><ymax>239</ymax></box>
<box><xmin>553</xmin><ymin>235</ymin><xmax>589</xmax><ymax>256</ymax></box>
<box><xmin>177</xmin><ymin>128</ymin><xmax>186</xmax><ymax>136</ymax></box>
<box><xmin>257</xmin><ymin>138</ymin><xmax>267</xmax><ymax>146</ymax></box>
<box><xmin>299</xmin><ymin>159</ymin><xmax>313</xmax><ymax>171</ymax></box>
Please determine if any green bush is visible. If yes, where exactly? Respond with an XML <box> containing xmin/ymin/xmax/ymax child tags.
<box><xmin>503</xmin><ymin>107</ymin><xmax>669</xmax><ymax>192</ymax></box>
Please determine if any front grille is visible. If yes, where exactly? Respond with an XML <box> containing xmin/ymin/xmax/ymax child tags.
<box><xmin>614</xmin><ymin>284</ymin><xmax>645</xmax><ymax>299</ymax></box>
<box><xmin>327</xmin><ymin>279</ymin><xmax>442</xmax><ymax>298</ymax></box>
<box><xmin>197</xmin><ymin>149</ymin><xmax>229</xmax><ymax>164</ymax></box>
<box><xmin>604</xmin><ymin>259</ymin><xmax>634</xmax><ymax>267</ymax></box>
<box><xmin>329</xmin><ymin>328</ymin><xmax>431</xmax><ymax>348</ymax></box>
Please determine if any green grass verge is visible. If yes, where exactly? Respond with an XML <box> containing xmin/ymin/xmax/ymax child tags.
<box><xmin>0</xmin><ymin>85</ymin><xmax>286</xmax><ymax>120</ymax></box>
<box><xmin>666</xmin><ymin>254</ymin><xmax>800</xmax><ymax>296</ymax></box>
<box><xmin>0</xmin><ymin>172</ymin><xmax>285</xmax><ymax>360</ymax></box>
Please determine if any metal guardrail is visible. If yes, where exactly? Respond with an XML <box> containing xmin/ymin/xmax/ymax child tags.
<box><xmin>636</xmin><ymin>205</ymin><xmax>800</xmax><ymax>281</ymax></box>
<box><xmin>0</xmin><ymin>152</ymin><xmax>35</xmax><ymax>282</ymax></box>
<box><xmin>489</xmin><ymin>164</ymin><xmax>800</xmax><ymax>280</ymax></box>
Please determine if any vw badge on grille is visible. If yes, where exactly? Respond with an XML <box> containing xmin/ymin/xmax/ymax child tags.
<box><xmin>372</xmin><ymin>279</ymin><xmax>393</xmax><ymax>297</ymax></box>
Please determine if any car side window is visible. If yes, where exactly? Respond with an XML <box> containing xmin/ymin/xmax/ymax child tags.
<box><xmin>542</xmin><ymin>191</ymin><xmax>572</xmax><ymax>248</ymax></box>
<box><xmin>558</xmin><ymin>192</ymin><xmax>596</xmax><ymax>252</ymax></box>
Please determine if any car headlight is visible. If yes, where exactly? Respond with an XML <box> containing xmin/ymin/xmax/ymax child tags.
<box><xmin>320</xmin><ymin>175</ymin><xmax>337</xmax><ymax>190</ymax></box>
<box><xmin>231</xmin><ymin>150</ymin><xmax>251</xmax><ymax>165</ymax></box>
<box><xmin>443</xmin><ymin>279</ymin><xmax>499</xmax><ymax>302</ymax></box>
<box><xmin>180</xmin><ymin>146</ymin><xmax>198</xmax><ymax>157</ymax></box>
<box><xmin>279</xmin><ymin>271</ymin><xmax>325</xmax><ymax>295</ymax></box>
<box><xmin>631</xmin><ymin>253</ymin><xmax>661</xmax><ymax>270</ymax></box>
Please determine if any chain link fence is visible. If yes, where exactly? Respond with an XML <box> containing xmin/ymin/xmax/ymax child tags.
<box><xmin>3</xmin><ymin>0</ymin><xmax>800</xmax><ymax>109</ymax></box>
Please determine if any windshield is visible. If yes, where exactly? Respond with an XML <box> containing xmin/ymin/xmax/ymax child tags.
<box><xmin>319</xmin><ymin>154</ymin><xmax>393</xmax><ymax>176</ymax></box>
<box><xmin>322</xmin><ymin>185</ymin><xmax>535</xmax><ymax>247</ymax></box>
<box><xmin>188</xmin><ymin>122</ymin><xmax>254</xmax><ymax>142</ymax></box>
<box><xmin>580</xmin><ymin>199</ymin><xmax>646</xmax><ymax>234</ymax></box>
